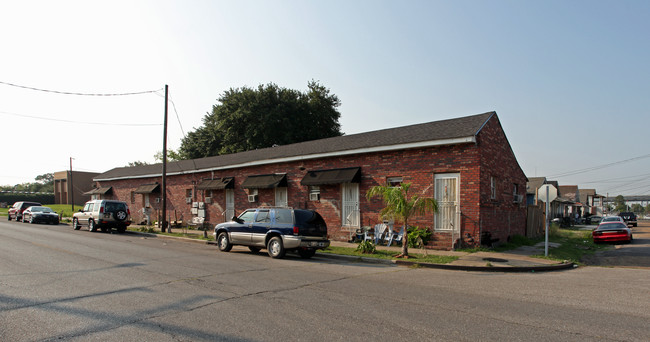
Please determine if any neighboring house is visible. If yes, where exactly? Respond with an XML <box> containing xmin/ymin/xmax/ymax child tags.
<box><xmin>579</xmin><ymin>189</ymin><xmax>605</xmax><ymax>216</ymax></box>
<box><xmin>92</xmin><ymin>111</ymin><xmax>527</xmax><ymax>250</ymax></box>
<box><xmin>526</xmin><ymin>177</ymin><xmax>546</xmax><ymax>205</ymax></box>
<box><xmin>53</xmin><ymin>171</ymin><xmax>99</xmax><ymax>206</ymax></box>
<box><xmin>558</xmin><ymin>185</ymin><xmax>581</xmax><ymax>217</ymax></box>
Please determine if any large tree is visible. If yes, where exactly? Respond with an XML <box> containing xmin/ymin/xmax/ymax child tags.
<box><xmin>177</xmin><ymin>81</ymin><xmax>342</xmax><ymax>159</ymax></box>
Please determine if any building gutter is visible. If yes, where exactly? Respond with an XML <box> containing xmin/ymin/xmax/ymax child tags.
<box><xmin>95</xmin><ymin>136</ymin><xmax>477</xmax><ymax>181</ymax></box>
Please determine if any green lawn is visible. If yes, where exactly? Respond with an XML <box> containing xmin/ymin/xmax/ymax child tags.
<box><xmin>0</xmin><ymin>204</ymin><xmax>83</xmax><ymax>218</ymax></box>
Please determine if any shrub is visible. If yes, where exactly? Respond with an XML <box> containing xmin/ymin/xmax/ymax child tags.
<box><xmin>407</xmin><ymin>226</ymin><xmax>432</xmax><ymax>248</ymax></box>
<box><xmin>356</xmin><ymin>240</ymin><xmax>376</xmax><ymax>254</ymax></box>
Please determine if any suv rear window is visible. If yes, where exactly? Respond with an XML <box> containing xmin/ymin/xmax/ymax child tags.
<box><xmin>105</xmin><ymin>202</ymin><xmax>126</xmax><ymax>211</ymax></box>
<box><xmin>295</xmin><ymin>210</ymin><xmax>325</xmax><ymax>226</ymax></box>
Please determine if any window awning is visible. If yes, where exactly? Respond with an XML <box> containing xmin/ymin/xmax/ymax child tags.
<box><xmin>242</xmin><ymin>174</ymin><xmax>287</xmax><ymax>189</ymax></box>
<box><xmin>83</xmin><ymin>186</ymin><xmax>113</xmax><ymax>195</ymax></box>
<box><xmin>301</xmin><ymin>167</ymin><xmax>361</xmax><ymax>186</ymax></box>
<box><xmin>196</xmin><ymin>177</ymin><xmax>234</xmax><ymax>190</ymax></box>
<box><xmin>134</xmin><ymin>183</ymin><xmax>160</xmax><ymax>194</ymax></box>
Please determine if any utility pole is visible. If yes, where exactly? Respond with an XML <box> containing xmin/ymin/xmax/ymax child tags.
<box><xmin>69</xmin><ymin>157</ymin><xmax>74</xmax><ymax>212</ymax></box>
<box><xmin>161</xmin><ymin>85</ymin><xmax>168</xmax><ymax>233</ymax></box>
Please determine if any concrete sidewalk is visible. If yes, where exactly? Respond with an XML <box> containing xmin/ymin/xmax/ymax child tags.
<box><xmin>129</xmin><ymin>225</ymin><xmax>575</xmax><ymax>272</ymax></box>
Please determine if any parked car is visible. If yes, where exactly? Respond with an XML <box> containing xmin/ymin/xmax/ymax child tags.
<box><xmin>214</xmin><ymin>207</ymin><xmax>330</xmax><ymax>259</ymax></box>
<box><xmin>592</xmin><ymin>222</ymin><xmax>633</xmax><ymax>244</ymax></box>
<box><xmin>22</xmin><ymin>206</ymin><xmax>60</xmax><ymax>225</ymax></box>
<box><xmin>7</xmin><ymin>201</ymin><xmax>42</xmax><ymax>222</ymax></box>
<box><xmin>584</xmin><ymin>215</ymin><xmax>602</xmax><ymax>224</ymax></box>
<box><xmin>72</xmin><ymin>200</ymin><xmax>131</xmax><ymax>233</ymax></box>
<box><xmin>600</xmin><ymin>216</ymin><xmax>625</xmax><ymax>224</ymax></box>
<box><xmin>618</xmin><ymin>212</ymin><xmax>637</xmax><ymax>227</ymax></box>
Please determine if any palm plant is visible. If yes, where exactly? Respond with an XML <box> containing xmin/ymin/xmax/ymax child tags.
<box><xmin>366</xmin><ymin>182</ymin><xmax>438</xmax><ymax>258</ymax></box>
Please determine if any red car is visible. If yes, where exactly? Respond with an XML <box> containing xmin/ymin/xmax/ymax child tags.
<box><xmin>592</xmin><ymin>222</ymin><xmax>633</xmax><ymax>244</ymax></box>
<box><xmin>7</xmin><ymin>201</ymin><xmax>42</xmax><ymax>222</ymax></box>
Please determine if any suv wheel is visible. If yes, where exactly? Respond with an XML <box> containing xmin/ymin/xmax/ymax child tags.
<box><xmin>73</xmin><ymin>218</ymin><xmax>81</xmax><ymax>230</ymax></box>
<box><xmin>217</xmin><ymin>232</ymin><xmax>232</xmax><ymax>252</ymax></box>
<box><xmin>267</xmin><ymin>236</ymin><xmax>286</xmax><ymax>259</ymax></box>
<box><xmin>115</xmin><ymin>210</ymin><xmax>127</xmax><ymax>221</ymax></box>
<box><xmin>88</xmin><ymin>220</ymin><xmax>96</xmax><ymax>232</ymax></box>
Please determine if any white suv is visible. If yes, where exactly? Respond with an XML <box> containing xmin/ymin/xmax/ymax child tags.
<box><xmin>73</xmin><ymin>200</ymin><xmax>131</xmax><ymax>233</ymax></box>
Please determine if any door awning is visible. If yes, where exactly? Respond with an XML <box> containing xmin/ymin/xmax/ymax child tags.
<box><xmin>242</xmin><ymin>174</ymin><xmax>287</xmax><ymax>189</ymax></box>
<box><xmin>196</xmin><ymin>177</ymin><xmax>234</xmax><ymax>190</ymax></box>
<box><xmin>83</xmin><ymin>186</ymin><xmax>113</xmax><ymax>195</ymax></box>
<box><xmin>301</xmin><ymin>167</ymin><xmax>361</xmax><ymax>186</ymax></box>
<box><xmin>134</xmin><ymin>183</ymin><xmax>160</xmax><ymax>194</ymax></box>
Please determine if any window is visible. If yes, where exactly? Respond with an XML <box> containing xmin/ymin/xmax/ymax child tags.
<box><xmin>255</xmin><ymin>210</ymin><xmax>271</xmax><ymax>223</ymax></box>
<box><xmin>490</xmin><ymin>176</ymin><xmax>497</xmax><ymax>200</ymax></box>
<box><xmin>186</xmin><ymin>189</ymin><xmax>193</xmax><ymax>198</ymax></box>
<box><xmin>513</xmin><ymin>184</ymin><xmax>519</xmax><ymax>195</ymax></box>
<box><xmin>387</xmin><ymin>177</ymin><xmax>403</xmax><ymax>187</ymax></box>
<box><xmin>238</xmin><ymin>210</ymin><xmax>256</xmax><ymax>223</ymax></box>
<box><xmin>275</xmin><ymin>209</ymin><xmax>293</xmax><ymax>224</ymax></box>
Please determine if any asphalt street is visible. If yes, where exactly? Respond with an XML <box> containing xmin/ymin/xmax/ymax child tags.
<box><xmin>1</xmin><ymin>219</ymin><xmax>649</xmax><ymax>341</ymax></box>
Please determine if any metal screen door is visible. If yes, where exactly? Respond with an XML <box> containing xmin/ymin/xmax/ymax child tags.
<box><xmin>275</xmin><ymin>187</ymin><xmax>288</xmax><ymax>207</ymax></box>
<box><xmin>341</xmin><ymin>183</ymin><xmax>360</xmax><ymax>227</ymax></box>
<box><xmin>225</xmin><ymin>189</ymin><xmax>235</xmax><ymax>221</ymax></box>
<box><xmin>434</xmin><ymin>173</ymin><xmax>460</xmax><ymax>231</ymax></box>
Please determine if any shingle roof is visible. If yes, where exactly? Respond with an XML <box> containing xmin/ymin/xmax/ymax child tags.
<box><xmin>526</xmin><ymin>177</ymin><xmax>547</xmax><ymax>195</ymax></box>
<box><xmin>95</xmin><ymin>111</ymin><xmax>495</xmax><ymax>181</ymax></box>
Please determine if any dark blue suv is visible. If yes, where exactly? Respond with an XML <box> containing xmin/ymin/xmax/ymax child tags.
<box><xmin>214</xmin><ymin>207</ymin><xmax>330</xmax><ymax>259</ymax></box>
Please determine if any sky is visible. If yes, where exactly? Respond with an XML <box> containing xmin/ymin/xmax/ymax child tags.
<box><xmin>1</xmin><ymin>0</ymin><xmax>649</xmax><ymax>197</ymax></box>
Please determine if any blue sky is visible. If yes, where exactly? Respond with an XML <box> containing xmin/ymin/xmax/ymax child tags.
<box><xmin>1</xmin><ymin>0</ymin><xmax>649</xmax><ymax>196</ymax></box>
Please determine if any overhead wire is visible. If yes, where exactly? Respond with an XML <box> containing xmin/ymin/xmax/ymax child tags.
<box><xmin>0</xmin><ymin>110</ymin><xmax>162</xmax><ymax>127</ymax></box>
<box><xmin>0</xmin><ymin>80</ymin><xmax>162</xmax><ymax>96</ymax></box>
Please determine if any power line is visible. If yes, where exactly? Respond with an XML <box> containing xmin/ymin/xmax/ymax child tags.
<box><xmin>0</xmin><ymin>80</ymin><xmax>162</xmax><ymax>96</ymax></box>
<box><xmin>548</xmin><ymin>153</ymin><xmax>650</xmax><ymax>178</ymax></box>
<box><xmin>0</xmin><ymin>110</ymin><xmax>162</xmax><ymax>127</ymax></box>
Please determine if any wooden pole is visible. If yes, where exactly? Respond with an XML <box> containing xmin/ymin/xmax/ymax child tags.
<box><xmin>161</xmin><ymin>85</ymin><xmax>168</xmax><ymax>232</ymax></box>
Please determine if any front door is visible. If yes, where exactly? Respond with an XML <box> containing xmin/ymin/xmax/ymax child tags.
<box><xmin>434</xmin><ymin>173</ymin><xmax>460</xmax><ymax>232</ymax></box>
<box><xmin>275</xmin><ymin>187</ymin><xmax>288</xmax><ymax>207</ymax></box>
<box><xmin>225</xmin><ymin>189</ymin><xmax>235</xmax><ymax>222</ymax></box>
<box><xmin>342</xmin><ymin>183</ymin><xmax>360</xmax><ymax>228</ymax></box>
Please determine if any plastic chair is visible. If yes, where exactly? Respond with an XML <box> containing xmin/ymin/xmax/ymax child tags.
<box><xmin>386</xmin><ymin>226</ymin><xmax>405</xmax><ymax>247</ymax></box>
<box><xmin>374</xmin><ymin>223</ymin><xmax>388</xmax><ymax>245</ymax></box>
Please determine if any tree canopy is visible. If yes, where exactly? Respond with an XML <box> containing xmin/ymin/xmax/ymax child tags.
<box><xmin>177</xmin><ymin>81</ymin><xmax>343</xmax><ymax>159</ymax></box>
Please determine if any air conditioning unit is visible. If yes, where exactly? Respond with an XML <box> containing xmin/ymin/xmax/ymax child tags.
<box><xmin>309</xmin><ymin>193</ymin><xmax>320</xmax><ymax>201</ymax></box>
<box><xmin>155</xmin><ymin>197</ymin><xmax>160</xmax><ymax>203</ymax></box>
<box><xmin>248</xmin><ymin>194</ymin><xmax>258</xmax><ymax>202</ymax></box>
<box><xmin>192</xmin><ymin>201</ymin><xmax>199</xmax><ymax>208</ymax></box>
<box><xmin>198</xmin><ymin>202</ymin><xmax>205</xmax><ymax>209</ymax></box>
<box><xmin>204</xmin><ymin>197</ymin><xmax>212</xmax><ymax>204</ymax></box>
<box><xmin>513</xmin><ymin>194</ymin><xmax>523</xmax><ymax>203</ymax></box>
<box><xmin>185</xmin><ymin>197</ymin><xmax>192</xmax><ymax>204</ymax></box>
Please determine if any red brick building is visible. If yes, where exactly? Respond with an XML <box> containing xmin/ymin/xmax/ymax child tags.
<box><xmin>92</xmin><ymin>111</ymin><xmax>526</xmax><ymax>249</ymax></box>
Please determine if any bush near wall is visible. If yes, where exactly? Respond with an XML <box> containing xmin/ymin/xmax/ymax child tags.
<box><xmin>0</xmin><ymin>193</ymin><xmax>55</xmax><ymax>206</ymax></box>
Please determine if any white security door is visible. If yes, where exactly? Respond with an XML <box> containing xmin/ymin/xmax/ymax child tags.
<box><xmin>275</xmin><ymin>187</ymin><xmax>288</xmax><ymax>207</ymax></box>
<box><xmin>225</xmin><ymin>189</ymin><xmax>235</xmax><ymax>221</ymax></box>
<box><xmin>342</xmin><ymin>183</ymin><xmax>360</xmax><ymax>227</ymax></box>
<box><xmin>434</xmin><ymin>173</ymin><xmax>460</xmax><ymax>232</ymax></box>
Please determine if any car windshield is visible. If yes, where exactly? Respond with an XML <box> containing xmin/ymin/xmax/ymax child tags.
<box><xmin>598</xmin><ymin>223</ymin><xmax>626</xmax><ymax>229</ymax></box>
<box><xmin>30</xmin><ymin>206</ymin><xmax>51</xmax><ymax>212</ymax></box>
<box><xmin>602</xmin><ymin>217</ymin><xmax>620</xmax><ymax>222</ymax></box>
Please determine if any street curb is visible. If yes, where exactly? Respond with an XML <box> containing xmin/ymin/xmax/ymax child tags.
<box><xmin>392</xmin><ymin>259</ymin><xmax>577</xmax><ymax>272</ymax></box>
<box><xmin>127</xmin><ymin>230</ymin><xmax>576</xmax><ymax>272</ymax></box>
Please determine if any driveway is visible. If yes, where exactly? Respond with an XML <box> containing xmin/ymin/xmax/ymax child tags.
<box><xmin>581</xmin><ymin>219</ymin><xmax>650</xmax><ymax>268</ymax></box>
